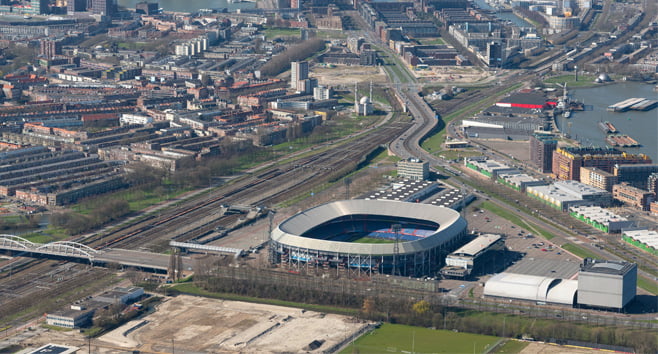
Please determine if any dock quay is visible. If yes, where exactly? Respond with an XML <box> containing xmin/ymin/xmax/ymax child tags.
<box><xmin>606</xmin><ymin>134</ymin><xmax>640</xmax><ymax>147</ymax></box>
<box><xmin>607</xmin><ymin>97</ymin><xmax>657</xmax><ymax>112</ymax></box>
<box><xmin>630</xmin><ymin>99</ymin><xmax>658</xmax><ymax>111</ymax></box>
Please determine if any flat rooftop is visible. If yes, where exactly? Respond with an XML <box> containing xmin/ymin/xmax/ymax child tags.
<box><xmin>27</xmin><ymin>344</ymin><xmax>78</xmax><ymax>354</ymax></box>
<box><xmin>506</xmin><ymin>258</ymin><xmax>580</xmax><ymax>279</ymax></box>
<box><xmin>580</xmin><ymin>259</ymin><xmax>636</xmax><ymax>276</ymax></box>
<box><xmin>451</xmin><ymin>234</ymin><xmax>501</xmax><ymax>257</ymax></box>
<box><xmin>623</xmin><ymin>229</ymin><xmax>658</xmax><ymax>249</ymax></box>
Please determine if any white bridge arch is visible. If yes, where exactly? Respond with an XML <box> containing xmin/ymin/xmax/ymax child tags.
<box><xmin>0</xmin><ymin>234</ymin><xmax>36</xmax><ymax>249</ymax></box>
<box><xmin>0</xmin><ymin>235</ymin><xmax>99</xmax><ymax>262</ymax></box>
<box><xmin>36</xmin><ymin>241</ymin><xmax>99</xmax><ymax>260</ymax></box>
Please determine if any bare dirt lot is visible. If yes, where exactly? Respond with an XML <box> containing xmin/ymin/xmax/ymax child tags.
<box><xmin>96</xmin><ymin>295</ymin><xmax>369</xmax><ymax>353</ymax></box>
<box><xmin>520</xmin><ymin>341</ymin><xmax>599</xmax><ymax>354</ymax></box>
<box><xmin>414</xmin><ymin>66</ymin><xmax>491</xmax><ymax>83</ymax></box>
<box><xmin>312</xmin><ymin>65</ymin><xmax>388</xmax><ymax>87</ymax></box>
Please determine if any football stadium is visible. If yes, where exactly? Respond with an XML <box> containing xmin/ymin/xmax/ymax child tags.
<box><xmin>270</xmin><ymin>200</ymin><xmax>468</xmax><ymax>276</ymax></box>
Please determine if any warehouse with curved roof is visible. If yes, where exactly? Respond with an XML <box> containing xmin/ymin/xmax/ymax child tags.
<box><xmin>484</xmin><ymin>272</ymin><xmax>578</xmax><ymax>305</ymax></box>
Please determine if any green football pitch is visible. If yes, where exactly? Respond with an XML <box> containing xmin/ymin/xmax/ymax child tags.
<box><xmin>341</xmin><ymin>323</ymin><xmax>501</xmax><ymax>354</ymax></box>
<box><xmin>352</xmin><ymin>237</ymin><xmax>396</xmax><ymax>244</ymax></box>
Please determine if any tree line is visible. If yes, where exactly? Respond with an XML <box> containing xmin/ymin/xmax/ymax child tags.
<box><xmin>188</xmin><ymin>263</ymin><xmax>657</xmax><ymax>353</ymax></box>
<box><xmin>259</xmin><ymin>39</ymin><xmax>325</xmax><ymax>77</ymax></box>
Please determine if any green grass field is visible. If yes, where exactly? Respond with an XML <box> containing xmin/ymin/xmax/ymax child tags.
<box><xmin>417</xmin><ymin>38</ymin><xmax>445</xmax><ymax>45</ymax></box>
<box><xmin>341</xmin><ymin>323</ymin><xmax>500</xmax><ymax>354</ymax></box>
<box><xmin>263</xmin><ymin>27</ymin><xmax>300</xmax><ymax>39</ymax></box>
<box><xmin>560</xmin><ymin>243</ymin><xmax>597</xmax><ymax>259</ymax></box>
<box><xmin>544</xmin><ymin>74</ymin><xmax>598</xmax><ymax>88</ymax></box>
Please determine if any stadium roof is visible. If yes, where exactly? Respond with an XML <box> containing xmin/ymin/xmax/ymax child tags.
<box><xmin>271</xmin><ymin>200</ymin><xmax>467</xmax><ymax>256</ymax></box>
<box><xmin>484</xmin><ymin>273</ymin><xmax>577</xmax><ymax>305</ymax></box>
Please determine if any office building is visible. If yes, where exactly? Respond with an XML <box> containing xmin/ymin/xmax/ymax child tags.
<box><xmin>313</xmin><ymin>85</ymin><xmax>332</xmax><ymax>100</ymax></box>
<box><xmin>397</xmin><ymin>158</ymin><xmax>429</xmax><ymax>181</ymax></box>
<box><xmin>90</xmin><ymin>0</ymin><xmax>116</xmax><ymax>16</ymax></box>
<box><xmin>33</xmin><ymin>0</ymin><xmax>49</xmax><ymax>14</ymax></box>
<box><xmin>67</xmin><ymin>0</ymin><xmax>87</xmax><ymax>13</ymax></box>
<box><xmin>530</xmin><ymin>133</ymin><xmax>557</xmax><ymax>173</ymax></box>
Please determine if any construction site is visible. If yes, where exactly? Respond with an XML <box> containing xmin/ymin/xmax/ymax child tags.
<box><xmin>98</xmin><ymin>295</ymin><xmax>369</xmax><ymax>353</ymax></box>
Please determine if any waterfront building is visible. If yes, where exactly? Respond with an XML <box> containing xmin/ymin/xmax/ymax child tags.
<box><xmin>580</xmin><ymin>166</ymin><xmax>618</xmax><ymax>192</ymax></box>
<box><xmin>551</xmin><ymin>147</ymin><xmax>651</xmax><ymax>181</ymax></box>
<box><xmin>613</xmin><ymin>164</ymin><xmax>658</xmax><ymax>190</ymax></box>
<box><xmin>648</xmin><ymin>173</ymin><xmax>658</xmax><ymax>196</ymax></box>
<box><xmin>530</xmin><ymin>133</ymin><xmax>557</xmax><ymax>173</ymax></box>
<box><xmin>612</xmin><ymin>183</ymin><xmax>654</xmax><ymax>211</ymax></box>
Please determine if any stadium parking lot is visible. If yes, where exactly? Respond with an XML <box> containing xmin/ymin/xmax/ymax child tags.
<box><xmin>437</xmin><ymin>201</ymin><xmax>582</xmax><ymax>299</ymax></box>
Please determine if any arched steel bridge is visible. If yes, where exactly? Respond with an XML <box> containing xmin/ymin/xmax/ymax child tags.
<box><xmin>0</xmin><ymin>235</ymin><xmax>198</xmax><ymax>274</ymax></box>
<box><xmin>0</xmin><ymin>234</ymin><xmax>100</xmax><ymax>262</ymax></box>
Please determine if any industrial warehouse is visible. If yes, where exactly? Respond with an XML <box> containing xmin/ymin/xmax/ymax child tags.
<box><xmin>484</xmin><ymin>259</ymin><xmax>637</xmax><ymax>310</ymax></box>
<box><xmin>269</xmin><ymin>199</ymin><xmax>468</xmax><ymax>277</ymax></box>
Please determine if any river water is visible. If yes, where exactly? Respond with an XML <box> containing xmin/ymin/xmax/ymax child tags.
<box><xmin>471</xmin><ymin>0</ymin><xmax>532</xmax><ymax>28</ymax></box>
<box><xmin>556</xmin><ymin>81</ymin><xmax>658</xmax><ymax>160</ymax></box>
<box><xmin>117</xmin><ymin>0</ymin><xmax>255</xmax><ymax>13</ymax></box>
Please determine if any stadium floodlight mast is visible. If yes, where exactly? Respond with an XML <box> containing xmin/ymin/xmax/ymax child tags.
<box><xmin>392</xmin><ymin>223</ymin><xmax>402</xmax><ymax>276</ymax></box>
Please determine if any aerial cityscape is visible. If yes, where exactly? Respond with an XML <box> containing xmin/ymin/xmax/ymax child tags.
<box><xmin>0</xmin><ymin>0</ymin><xmax>656</xmax><ymax>352</ymax></box>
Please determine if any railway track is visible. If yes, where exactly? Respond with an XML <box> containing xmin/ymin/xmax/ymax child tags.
<box><xmin>81</xmin><ymin>118</ymin><xmax>410</xmax><ymax>253</ymax></box>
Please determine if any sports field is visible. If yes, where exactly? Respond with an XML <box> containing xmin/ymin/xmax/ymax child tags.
<box><xmin>353</xmin><ymin>236</ymin><xmax>396</xmax><ymax>244</ymax></box>
<box><xmin>341</xmin><ymin>323</ymin><xmax>500</xmax><ymax>354</ymax></box>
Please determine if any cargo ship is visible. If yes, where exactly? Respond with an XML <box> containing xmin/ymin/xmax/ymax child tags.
<box><xmin>598</xmin><ymin>121</ymin><xmax>617</xmax><ymax>134</ymax></box>
<box><xmin>606</xmin><ymin>134</ymin><xmax>640</xmax><ymax>147</ymax></box>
